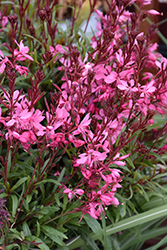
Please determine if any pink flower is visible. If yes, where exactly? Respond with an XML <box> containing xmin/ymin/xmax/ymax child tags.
<box><xmin>129</xmin><ymin>0</ymin><xmax>151</xmax><ymax>5</ymax></box>
<box><xmin>14</xmin><ymin>40</ymin><xmax>34</xmax><ymax>61</ymax></box>
<box><xmin>15</xmin><ymin>65</ymin><xmax>29</xmax><ymax>76</ymax></box>
<box><xmin>86</xmin><ymin>202</ymin><xmax>101</xmax><ymax>219</ymax></box>
<box><xmin>148</xmin><ymin>10</ymin><xmax>161</xmax><ymax>15</ymax></box>
<box><xmin>140</xmin><ymin>80</ymin><xmax>156</xmax><ymax>97</ymax></box>
<box><xmin>117</xmin><ymin>79</ymin><xmax>138</xmax><ymax>93</ymax></box>
<box><xmin>64</xmin><ymin>188</ymin><xmax>84</xmax><ymax>200</ymax></box>
<box><xmin>56</xmin><ymin>107</ymin><xmax>69</xmax><ymax>119</ymax></box>
<box><xmin>105</xmin><ymin>71</ymin><xmax>118</xmax><ymax>84</ymax></box>
<box><xmin>81</xmin><ymin>168</ymin><xmax>92</xmax><ymax>179</ymax></box>
<box><xmin>0</xmin><ymin>50</ymin><xmax>8</xmax><ymax>74</ymax></box>
<box><xmin>1</xmin><ymin>16</ymin><xmax>8</xmax><ymax>28</ymax></box>
<box><xmin>100</xmin><ymin>169</ymin><xmax>122</xmax><ymax>183</ymax></box>
<box><xmin>73</xmin><ymin>114</ymin><xmax>92</xmax><ymax>141</ymax></box>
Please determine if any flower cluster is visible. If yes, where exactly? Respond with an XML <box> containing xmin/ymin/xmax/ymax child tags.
<box><xmin>0</xmin><ymin>0</ymin><xmax>167</xmax><ymax>222</ymax></box>
<box><xmin>0</xmin><ymin>39</ymin><xmax>33</xmax><ymax>77</ymax></box>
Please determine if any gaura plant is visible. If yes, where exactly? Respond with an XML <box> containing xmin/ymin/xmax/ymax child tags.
<box><xmin>1</xmin><ymin>0</ymin><xmax>167</xmax><ymax>249</ymax></box>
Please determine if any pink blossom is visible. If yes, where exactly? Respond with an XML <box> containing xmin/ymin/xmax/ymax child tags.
<box><xmin>86</xmin><ymin>202</ymin><xmax>100</xmax><ymax>219</ymax></box>
<box><xmin>129</xmin><ymin>0</ymin><xmax>151</xmax><ymax>4</ymax></box>
<box><xmin>100</xmin><ymin>168</ymin><xmax>122</xmax><ymax>183</ymax></box>
<box><xmin>105</xmin><ymin>71</ymin><xmax>118</xmax><ymax>84</ymax></box>
<box><xmin>117</xmin><ymin>79</ymin><xmax>138</xmax><ymax>92</ymax></box>
<box><xmin>148</xmin><ymin>10</ymin><xmax>161</xmax><ymax>15</ymax></box>
<box><xmin>81</xmin><ymin>168</ymin><xmax>92</xmax><ymax>179</ymax></box>
<box><xmin>14</xmin><ymin>40</ymin><xmax>34</xmax><ymax>61</ymax></box>
<box><xmin>56</xmin><ymin>107</ymin><xmax>69</xmax><ymax>119</ymax></box>
<box><xmin>64</xmin><ymin>188</ymin><xmax>84</xmax><ymax>199</ymax></box>
<box><xmin>0</xmin><ymin>50</ymin><xmax>8</xmax><ymax>74</ymax></box>
<box><xmin>73</xmin><ymin>114</ymin><xmax>92</xmax><ymax>141</ymax></box>
<box><xmin>140</xmin><ymin>80</ymin><xmax>156</xmax><ymax>97</ymax></box>
<box><xmin>1</xmin><ymin>15</ymin><xmax>8</xmax><ymax>28</ymax></box>
<box><xmin>15</xmin><ymin>65</ymin><xmax>29</xmax><ymax>76</ymax></box>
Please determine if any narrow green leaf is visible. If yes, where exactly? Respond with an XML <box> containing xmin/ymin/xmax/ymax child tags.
<box><xmin>41</xmin><ymin>225</ymin><xmax>67</xmax><ymax>246</ymax></box>
<box><xmin>57</xmin><ymin>167</ymin><xmax>66</xmax><ymax>183</ymax></box>
<box><xmin>5</xmin><ymin>244</ymin><xmax>20</xmax><ymax>250</ymax></box>
<box><xmin>26</xmin><ymin>194</ymin><xmax>32</xmax><ymax>204</ymax></box>
<box><xmin>120</xmin><ymin>149</ymin><xmax>135</xmax><ymax>169</ymax></box>
<box><xmin>11</xmin><ymin>195</ymin><xmax>19</xmax><ymax>217</ymax></box>
<box><xmin>34</xmin><ymin>49</ymin><xmax>39</xmax><ymax>64</ymax></box>
<box><xmin>52</xmin><ymin>167</ymin><xmax>66</xmax><ymax>193</ymax></box>
<box><xmin>152</xmin><ymin>173</ymin><xmax>167</xmax><ymax>180</ymax></box>
<box><xmin>25</xmin><ymin>236</ymin><xmax>50</xmax><ymax>250</ymax></box>
<box><xmin>84</xmin><ymin>214</ymin><xmax>103</xmax><ymax>244</ymax></box>
<box><xmin>21</xmin><ymin>244</ymin><xmax>28</xmax><ymax>250</ymax></box>
<box><xmin>9</xmin><ymin>229</ymin><xmax>22</xmax><ymax>241</ymax></box>
<box><xmin>101</xmin><ymin>212</ymin><xmax>107</xmax><ymax>247</ymax></box>
<box><xmin>24</xmin><ymin>34</ymin><xmax>43</xmax><ymax>45</ymax></box>
<box><xmin>39</xmin><ymin>206</ymin><xmax>60</xmax><ymax>215</ymax></box>
<box><xmin>122</xmin><ymin>226</ymin><xmax>167</xmax><ymax>249</ymax></box>
<box><xmin>7</xmin><ymin>148</ymin><xmax>12</xmax><ymax>173</ymax></box>
<box><xmin>151</xmin><ymin>234</ymin><xmax>167</xmax><ymax>250</ymax></box>
<box><xmin>10</xmin><ymin>177</ymin><xmax>28</xmax><ymax>192</ymax></box>
<box><xmin>36</xmin><ymin>221</ymin><xmax>40</xmax><ymax>238</ymax></box>
<box><xmin>40</xmin><ymin>158</ymin><xmax>50</xmax><ymax>173</ymax></box>
<box><xmin>149</xmin><ymin>152</ymin><xmax>166</xmax><ymax>165</ymax></box>
<box><xmin>23</xmin><ymin>221</ymin><xmax>31</xmax><ymax>236</ymax></box>
<box><xmin>141</xmin><ymin>196</ymin><xmax>167</xmax><ymax>211</ymax></box>
<box><xmin>0</xmin><ymin>193</ymin><xmax>8</xmax><ymax>199</ymax></box>
<box><xmin>46</xmin><ymin>179</ymin><xmax>61</xmax><ymax>186</ymax></box>
<box><xmin>136</xmin><ymin>184</ymin><xmax>149</xmax><ymax>202</ymax></box>
<box><xmin>68</xmin><ymin>204</ymin><xmax>167</xmax><ymax>249</ymax></box>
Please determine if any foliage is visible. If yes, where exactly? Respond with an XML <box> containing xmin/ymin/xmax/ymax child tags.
<box><xmin>0</xmin><ymin>0</ymin><xmax>167</xmax><ymax>249</ymax></box>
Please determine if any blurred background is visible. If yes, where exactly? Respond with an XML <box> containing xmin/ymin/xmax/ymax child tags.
<box><xmin>56</xmin><ymin>0</ymin><xmax>167</xmax><ymax>56</ymax></box>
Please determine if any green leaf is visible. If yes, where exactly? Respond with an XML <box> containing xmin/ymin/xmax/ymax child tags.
<box><xmin>68</xmin><ymin>204</ymin><xmax>167</xmax><ymax>249</ymax></box>
<box><xmin>45</xmin><ymin>179</ymin><xmax>61</xmax><ymax>186</ymax></box>
<box><xmin>39</xmin><ymin>206</ymin><xmax>60</xmax><ymax>215</ymax></box>
<box><xmin>36</xmin><ymin>221</ymin><xmax>40</xmax><ymax>238</ymax></box>
<box><xmin>10</xmin><ymin>177</ymin><xmax>28</xmax><ymax>192</ymax></box>
<box><xmin>5</xmin><ymin>244</ymin><xmax>20</xmax><ymax>250</ymax></box>
<box><xmin>41</xmin><ymin>225</ymin><xmax>67</xmax><ymax>246</ymax></box>
<box><xmin>24</xmin><ymin>34</ymin><xmax>43</xmax><ymax>45</ymax></box>
<box><xmin>149</xmin><ymin>234</ymin><xmax>167</xmax><ymax>250</ymax></box>
<box><xmin>122</xmin><ymin>226</ymin><xmax>167</xmax><ymax>249</ymax></box>
<box><xmin>7</xmin><ymin>148</ymin><xmax>12</xmax><ymax>173</ymax></box>
<box><xmin>23</xmin><ymin>221</ymin><xmax>31</xmax><ymax>236</ymax></box>
<box><xmin>152</xmin><ymin>173</ymin><xmax>167</xmax><ymax>180</ymax></box>
<box><xmin>9</xmin><ymin>229</ymin><xmax>22</xmax><ymax>241</ymax></box>
<box><xmin>149</xmin><ymin>152</ymin><xmax>166</xmax><ymax>165</ymax></box>
<box><xmin>51</xmin><ymin>167</ymin><xmax>66</xmax><ymax>193</ymax></box>
<box><xmin>34</xmin><ymin>49</ymin><xmax>39</xmax><ymax>64</ymax></box>
<box><xmin>136</xmin><ymin>184</ymin><xmax>149</xmax><ymax>202</ymax></box>
<box><xmin>40</xmin><ymin>158</ymin><xmax>50</xmax><ymax>173</ymax></box>
<box><xmin>25</xmin><ymin>236</ymin><xmax>50</xmax><ymax>250</ymax></box>
<box><xmin>11</xmin><ymin>195</ymin><xmax>19</xmax><ymax>217</ymax></box>
<box><xmin>63</xmin><ymin>193</ymin><xmax>68</xmax><ymax>211</ymax></box>
<box><xmin>120</xmin><ymin>149</ymin><xmax>135</xmax><ymax>169</ymax></box>
<box><xmin>21</xmin><ymin>245</ymin><xmax>28</xmax><ymax>250</ymax></box>
<box><xmin>26</xmin><ymin>194</ymin><xmax>32</xmax><ymax>204</ymax></box>
<box><xmin>141</xmin><ymin>196</ymin><xmax>167</xmax><ymax>211</ymax></box>
<box><xmin>84</xmin><ymin>214</ymin><xmax>103</xmax><ymax>244</ymax></box>
<box><xmin>0</xmin><ymin>192</ymin><xmax>8</xmax><ymax>199</ymax></box>
<box><xmin>58</xmin><ymin>167</ymin><xmax>66</xmax><ymax>182</ymax></box>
